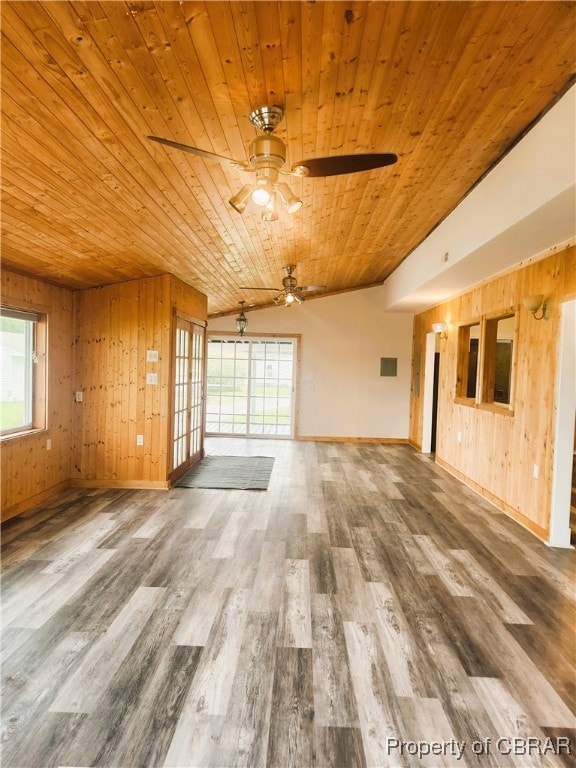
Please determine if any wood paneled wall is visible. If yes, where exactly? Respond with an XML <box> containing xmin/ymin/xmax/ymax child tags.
<box><xmin>1</xmin><ymin>271</ymin><xmax>74</xmax><ymax>520</ymax></box>
<box><xmin>72</xmin><ymin>275</ymin><xmax>206</xmax><ymax>488</ymax></box>
<box><xmin>410</xmin><ymin>245</ymin><xmax>576</xmax><ymax>540</ymax></box>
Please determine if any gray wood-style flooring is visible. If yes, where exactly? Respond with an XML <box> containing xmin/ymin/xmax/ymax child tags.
<box><xmin>2</xmin><ymin>438</ymin><xmax>575</xmax><ymax>768</ymax></box>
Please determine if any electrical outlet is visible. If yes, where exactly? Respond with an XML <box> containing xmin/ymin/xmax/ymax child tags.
<box><xmin>75</xmin><ymin>390</ymin><xmax>83</xmax><ymax>402</ymax></box>
<box><xmin>136</xmin><ymin>434</ymin><xmax>144</xmax><ymax>446</ymax></box>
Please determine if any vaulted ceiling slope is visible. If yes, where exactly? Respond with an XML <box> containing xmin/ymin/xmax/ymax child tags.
<box><xmin>1</xmin><ymin>1</ymin><xmax>575</xmax><ymax>316</ymax></box>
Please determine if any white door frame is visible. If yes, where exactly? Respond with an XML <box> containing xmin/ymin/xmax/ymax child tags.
<box><xmin>548</xmin><ymin>299</ymin><xmax>575</xmax><ymax>548</ymax></box>
<box><xmin>421</xmin><ymin>331</ymin><xmax>437</xmax><ymax>454</ymax></box>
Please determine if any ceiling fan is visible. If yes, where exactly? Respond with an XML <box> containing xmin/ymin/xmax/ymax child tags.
<box><xmin>241</xmin><ymin>264</ymin><xmax>326</xmax><ymax>306</ymax></box>
<box><xmin>148</xmin><ymin>105</ymin><xmax>397</xmax><ymax>220</ymax></box>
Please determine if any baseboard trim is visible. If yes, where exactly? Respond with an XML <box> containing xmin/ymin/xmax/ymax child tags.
<box><xmin>1</xmin><ymin>480</ymin><xmax>70</xmax><ymax>523</ymax></box>
<box><xmin>296</xmin><ymin>436</ymin><xmax>409</xmax><ymax>444</ymax></box>
<box><xmin>435</xmin><ymin>457</ymin><xmax>549</xmax><ymax>542</ymax></box>
<box><xmin>70</xmin><ymin>479</ymin><xmax>170</xmax><ymax>490</ymax></box>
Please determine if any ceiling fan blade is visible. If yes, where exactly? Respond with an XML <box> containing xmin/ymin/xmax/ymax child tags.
<box><xmin>291</xmin><ymin>153</ymin><xmax>397</xmax><ymax>178</ymax></box>
<box><xmin>148</xmin><ymin>136</ymin><xmax>248</xmax><ymax>170</ymax></box>
<box><xmin>240</xmin><ymin>286</ymin><xmax>282</xmax><ymax>292</ymax></box>
<box><xmin>298</xmin><ymin>284</ymin><xmax>327</xmax><ymax>292</ymax></box>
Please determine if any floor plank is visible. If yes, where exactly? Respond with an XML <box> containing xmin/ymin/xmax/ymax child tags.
<box><xmin>266</xmin><ymin>647</ymin><xmax>315</xmax><ymax>768</ymax></box>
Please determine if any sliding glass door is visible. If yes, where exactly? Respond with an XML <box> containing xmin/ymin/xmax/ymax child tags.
<box><xmin>206</xmin><ymin>337</ymin><xmax>296</xmax><ymax>437</ymax></box>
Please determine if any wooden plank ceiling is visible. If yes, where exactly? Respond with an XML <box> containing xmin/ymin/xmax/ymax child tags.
<box><xmin>1</xmin><ymin>1</ymin><xmax>575</xmax><ymax>317</ymax></box>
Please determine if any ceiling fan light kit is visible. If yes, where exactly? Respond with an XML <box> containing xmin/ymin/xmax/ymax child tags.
<box><xmin>229</xmin><ymin>184</ymin><xmax>253</xmax><ymax>214</ymax></box>
<box><xmin>251</xmin><ymin>174</ymin><xmax>275</xmax><ymax>206</ymax></box>
<box><xmin>277</xmin><ymin>183</ymin><xmax>303</xmax><ymax>214</ymax></box>
<box><xmin>261</xmin><ymin>196</ymin><xmax>279</xmax><ymax>222</ymax></box>
<box><xmin>280</xmin><ymin>292</ymin><xmax>301</xmax><ymax>306</ymax></box>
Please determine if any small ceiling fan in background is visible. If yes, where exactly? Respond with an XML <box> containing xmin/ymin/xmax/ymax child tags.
<box><xmin>241</xmin><ymin>265</ymin><xmax>326</xmax><ymax>306</ymax></box>
<box><xmin>148</xmin><ymin>105</ymin><xmax>397</xmax><ymax>221</ymax></box>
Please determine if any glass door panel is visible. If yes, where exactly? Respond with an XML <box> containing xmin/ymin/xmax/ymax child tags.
<box><xmin>189</xmin><ymin>322</ymin><xmax>205</xmax><ymax>457</ymax></box>
<box><xmin>206</xmin><ymin>337</ymin><xmax>295</xmax><ymax>438</ymax></box>
<box><xmin>173</xmin><ymin>317</ymin><xmax>205</xmax><ymax>471</ymax></box>
<box><xmin>206</xmin><ymin>339</ymin><xmax>249</xmax><ymax>433</ymax></box>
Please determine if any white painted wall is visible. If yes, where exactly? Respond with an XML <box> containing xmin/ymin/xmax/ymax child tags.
<box><xmin>208</xmin><ymin>286</ymin><xmax>413</xmax><ymax>439</ymax></box>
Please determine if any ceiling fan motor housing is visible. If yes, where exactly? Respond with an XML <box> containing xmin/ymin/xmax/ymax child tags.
<box><xmin>282</xmin><ymin>274</ymin><xmax>298</xmax><ymax>291</ymax></box>
<box><xmin>249</xmin><ymin>134</ymin><xmax>286</xmax><ymax>170</ymax></box>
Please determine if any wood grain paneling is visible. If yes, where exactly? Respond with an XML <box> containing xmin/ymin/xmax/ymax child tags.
<box><xmin>72</xmin><ymin>274</ymin><xmax>207</xmax><ymax>488</ymax></box>
<box><xmin>1</xmin><ymin>2</ymin><xmax>574</xmax><ymax>315</ymax></box>
<box><xmin>72</xmin><ymin>275</ymin><xmax>171</xmax><ymax>486</ymax></box>
<box><xmin>1</xmin><ymin>271</ymin><xmax>74</xmax><ymax>521</ymax></box>
<box><xmin>410</xmin><ymin>245</ymin><xmax>576</xmax><ymax>540</ymax></box>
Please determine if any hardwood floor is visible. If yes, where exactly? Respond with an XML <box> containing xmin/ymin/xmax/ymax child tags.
<box><xmin>1</xmin><ymin>438</ymin><xmax>575</xmax><ymax>768</ymax></box>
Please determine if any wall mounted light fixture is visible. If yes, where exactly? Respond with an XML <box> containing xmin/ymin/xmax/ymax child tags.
<box><xmin>523</xmin><ymin>295</ymin><xmax>550</xmax><ymax>321</ymax></box>
<box><xmin>432</xmin><ymin>322</ymin><xmax>448</xmax><ymax>339</ymax></box>
<box><xmin>235</xmin><ymin>301</ymin><xmax>248</xmax><ymax>337</ymax></box>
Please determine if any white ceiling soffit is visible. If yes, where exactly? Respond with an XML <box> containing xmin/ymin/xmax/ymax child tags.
<box><xmin>381</xmin><ymin>84</ymin><xmax>576</xmax><ymax>313</ymax></box>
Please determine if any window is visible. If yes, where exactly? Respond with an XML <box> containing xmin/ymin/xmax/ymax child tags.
<box><xmin>455</xmin><ymin>312</ymin><xmax>517</xmax><ymax>411</ymax></box>
<box><xmin>1</xmin><ymin>307</ymin><xmax>46</xmax><ymax>436</ymax></box>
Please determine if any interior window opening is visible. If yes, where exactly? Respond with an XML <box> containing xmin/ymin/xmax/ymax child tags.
<box><xmin>456</xmin><ymin>322</ymin><xmax>480</xmax><ymax>400</ymax></box>
<box><xmin>482</xmin><ymin>314</ymin><xmax>516</xmax><ymax>406</ymax></box>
